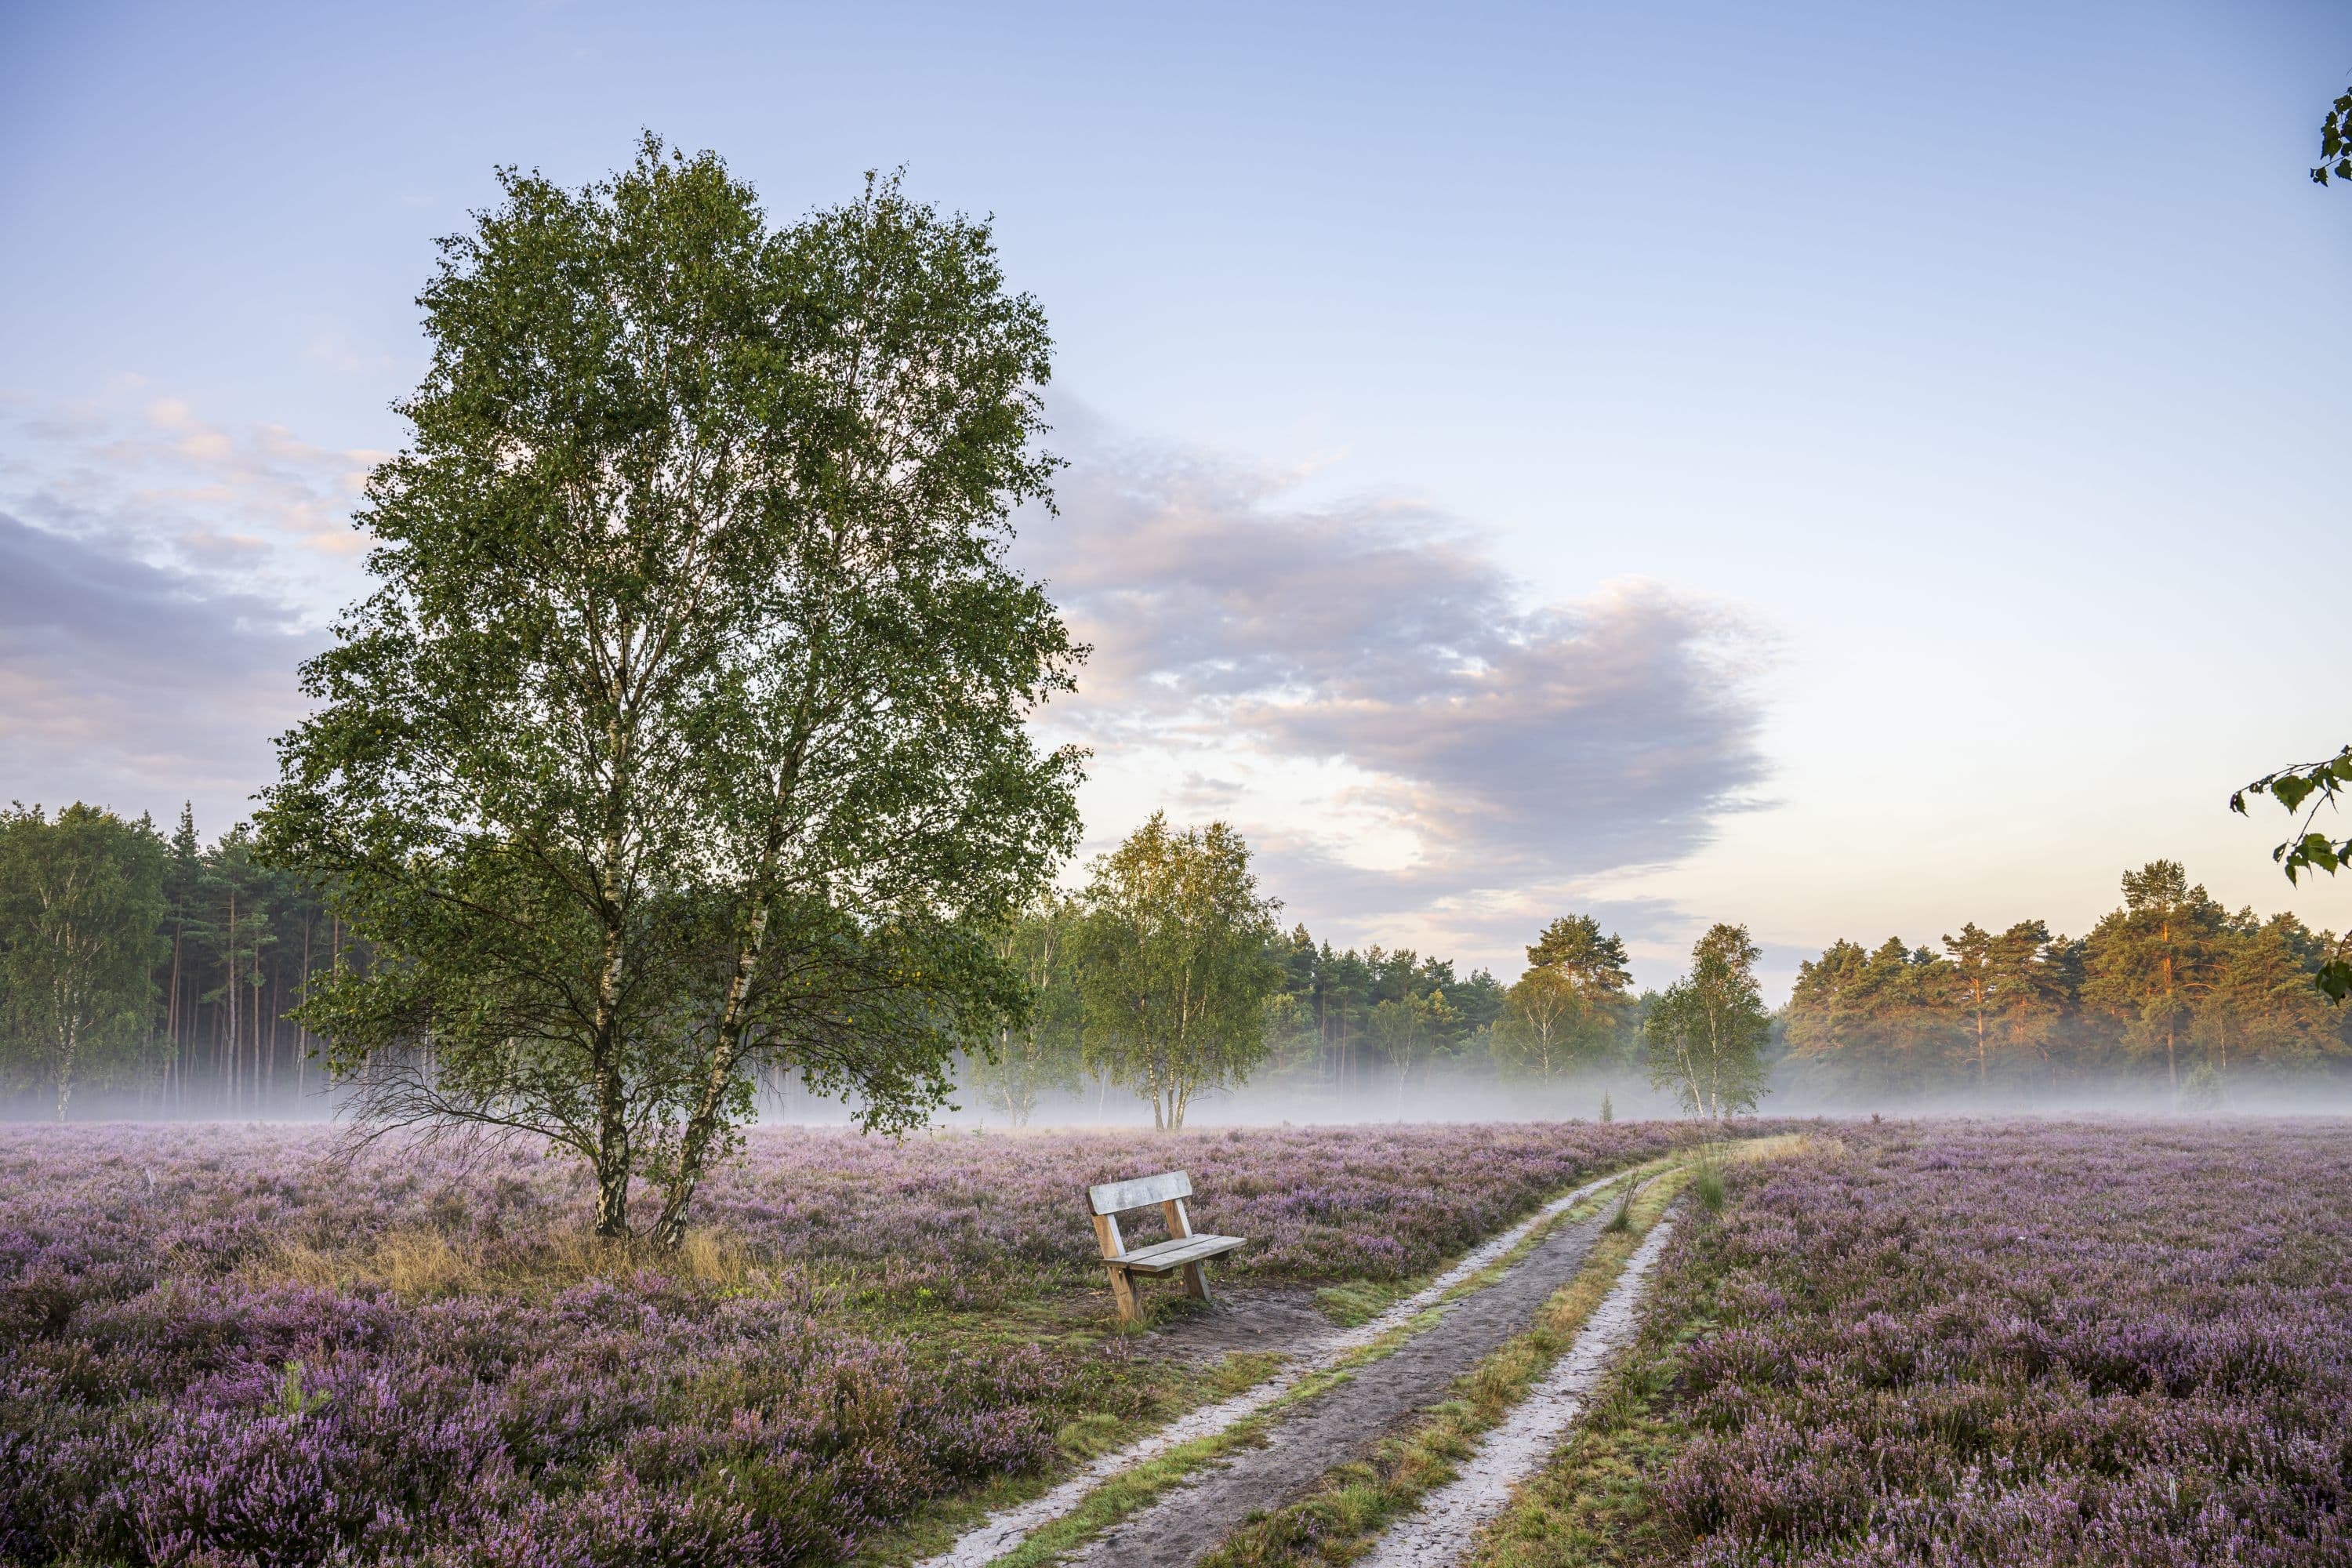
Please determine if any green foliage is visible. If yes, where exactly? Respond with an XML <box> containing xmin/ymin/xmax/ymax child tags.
<box><xmin>0</xmin><ymin>804</ymin><xmax>168</xmax><ymax>1119</ymax></box>
<box><xmin>1494</xmin><ymin>913</ymin><xmax>1635</xmax><ymax>1082</ymax></box>
<box><xmin>2081</xmin><ymin>862</ymin><xmax>2227</xmax><ymax>1093</ymax></box>
<box><xmin>259</xmin><ymin>139</ymin><xmax>1083</xmax><ymax>1239</ymax></box>
<box><xmin>969</xmin><ymin>892</ymin><xmax>1087</xmax><ymax>1124</ymax></box>
<box><xmin>1787</xmin><ymin>862</ymin><xmax>2349</xmax><ymax>1097</ymax></box>
<box><xmin>1365</xmin><ymin>984</ymin><xmax>1462</xmax><ymax>1109</ymax></box>
<box><xmin>1644</xmin><ymin>924</ymin><xmax>1771</xmax><ymax>1120</ymax></box>
<box><xmin>2233</xmin><ymin>746</ymin><xmax>2352</xmax><ymax>1000</ymax></box>
<box><xmin>272</xmin><ymin>1361</ymin><xmax>332</xmax><ymax>1421</ymax></box>
<box><xmin>1937</xmin><ymin>920</ymin><xmax>2071</xmax><ymax>1087</ymax></box>
<box><xmin>1256</xmin><ymin>929</ymin><xmax>1501</xmax><ymax>1091</ymax></box>
<box><xmin>1604</xmin><ymin>1183</ymin><xmax>1634</xmax><ymax>1232</ymax></box>
<box><xmin>2316</xmin><ymin>89</ymin><xmax>2352</xmax><ymax>186</ymax></box>
<box><xmin>1073</xmin><ymin>815</ymin><xmax>1282</xmax><ymax>1129</ymax></box>
<box><xmin>1526</xmin><ymin>915</ymin><xmax>1633</xmax><ymax>988</ymax></box>
<box><xmin>2190</xmin><ymin>912</ymin><xmax>2342</xmax><ymax>1073</ymax></box>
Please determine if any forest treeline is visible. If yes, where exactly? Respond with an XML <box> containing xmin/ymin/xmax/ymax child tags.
<box><xmin>0</xmin><ymin>804</ymin><xmax>339</xmax><ymax>1118</ymax></box>
<box><xmin>1784</xmin><ymin>861</ymin><xmax>2349</xmax><ymax>1102</ymax></box>
<box><xmin>2</xmin><ymin>796</ymin><xmax>2345</xmax><ymax>1120</ymax></box>
<box><xmin>969</xmin><ymin>858</ymin><xmax>2351</xmax><ymax>1120</ymax></box>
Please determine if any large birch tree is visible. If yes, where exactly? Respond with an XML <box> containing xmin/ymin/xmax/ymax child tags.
<box><xmin>261</xmin><ymin>140</ymin><xmax>1083</xmax><ymax>1242</ymax></box>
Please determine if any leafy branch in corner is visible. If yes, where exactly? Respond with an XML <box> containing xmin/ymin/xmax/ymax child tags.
<box><xmin>2318</xmin><ymin>88</ymin><xmax>2352</xmax><ymax>185</ymax></box>
<box><xmin>2231</xmin><ymin>745</ymin><xmax>2352</xmax><ymax>1000</ymax></box>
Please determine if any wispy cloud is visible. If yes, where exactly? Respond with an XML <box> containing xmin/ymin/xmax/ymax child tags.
<box><xmin>0</xmin><ymin>387</ymin><xmax>369</xmax><ymax>829</ymax></box>
<box><xmin>0</xmin><ymin>386</ymin><xmax>383</xmax><ymax>601</ymax></box>
<box><xmin>0</xmin><ymin>510</ymin><xmax>319</xmax><ymax>828</ymax></box>
<box><xmin>1019</xmin><ymin>412</ymin><xmax>1773</xmax><ymax>967</ymax></box>
<box><xmin>0</xmin><ymin>384</ymin><xmax>1775</xmax><ymax>971</ymax></box>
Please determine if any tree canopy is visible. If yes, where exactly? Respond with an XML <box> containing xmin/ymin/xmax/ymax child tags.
<box><xmin>1784</xmin><ymin>861</ymin><xmax>2344</xmax><ymax>1104</ymax></box>
<box><xmin>0</xmin><ymin>804</ymin><xmax>166</xmax><ymax>1120</ymax></box>
<box><xmin>1494</xmin><ymin>913</ymin><xmax>1634</xmax><ymax>1081</ymax></box>
<box><xmin>968</xmin><ymin>891</ymin><xmax>1086</xmax><ymax>1126</ymax></box>
<box><xmin>260</xmin><ymin>140</ymin><xmax>1083</xmax><ymax>1240</ymax></box>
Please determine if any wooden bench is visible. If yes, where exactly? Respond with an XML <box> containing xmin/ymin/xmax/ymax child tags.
<box><xmin>1087</xmin><ymin>1169</ymin><xmax>1247</xmax><ymax>1323</ymax></box>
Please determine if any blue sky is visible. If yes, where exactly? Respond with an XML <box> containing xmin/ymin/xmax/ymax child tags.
<box><xmin>3</xmin><ymin>0</ymin><xmax>2347</xmax><ymax>993</ymax></box>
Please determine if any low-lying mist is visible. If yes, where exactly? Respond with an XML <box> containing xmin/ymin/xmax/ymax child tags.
<box><xmin>18</xmin><ymin>1061</ymin><xmax>2352</xmax><ymax>1127</ymax></box>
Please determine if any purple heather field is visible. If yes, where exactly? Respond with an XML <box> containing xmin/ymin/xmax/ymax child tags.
<box><xmin>0</xmin><ymin>1119</ymin><xmax>1686</xmax><ymax>1566</ymax></box>
<box><xmin>1632</xmin><ymin>1120</ymin><xmax>2352</xmax><ymax>1566</ymax></box>
<box><xmin>9</xmin><ymin>1118</ymin><xmax>2345</xmax><ymax>1567</ymax></box>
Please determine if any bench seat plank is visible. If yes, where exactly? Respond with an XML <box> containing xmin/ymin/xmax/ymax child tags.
<box><xmin>1109</xmin><ymin>1233</ymin><xmax>1246</xmax><ymax>1274</ymax></box>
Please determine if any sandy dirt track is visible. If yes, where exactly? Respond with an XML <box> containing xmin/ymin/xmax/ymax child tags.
<box><xmin>916</xmin><ymin>1167</ymin><xmax>1641</xmax><ymax>1568</ymax></box>
<box><xmin>1358</xmin><ymin>1214</ymin><xmax>1678</xmax><ymax>1567</ymax></box>
<box><xmin>1060</xmin><ymin>1209</ymin><xmax>1611</xmax><ymax>1568</ymax></box>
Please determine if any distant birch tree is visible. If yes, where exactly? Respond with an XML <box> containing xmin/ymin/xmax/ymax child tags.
<box><xmin>0</xmin><ymin>804</ymin><xmax>166</xmax><ymax>1120</ymax></box>
<box><xmin>1645</xmin><ymin>923</ymin><xmax>1771</xmax><ymax>1123</ymax></box>
<box><xmin>1494</xmin><ymin>914</ymin><xmax>1633</xmax><ymax>1080</ymax></box>
<box><xmin>968</xmin><ymin>891</ymin><xmax>1084</xmax><ymax>1125</ymax></box>
<box><xmin>1074</xmin><ymin>815</ymin><xmax>1280</xmax><ymax>1130</ymax></box>
<box><xmin>1494</xmin><ymin>967</ymin><xmax>1584</xmax><ymax>1080</ymax></box>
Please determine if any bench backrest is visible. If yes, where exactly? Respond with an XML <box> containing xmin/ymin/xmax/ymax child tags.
<box><xmin>1088</xmin><ymin>1169</ymin><xmax>1192</xmax><ymax>1217</ymax></box>
<box><xmin>1087</xmin><ymin>1170</ymin><xmax>1197</xmax><ymax>1263</ymax></box>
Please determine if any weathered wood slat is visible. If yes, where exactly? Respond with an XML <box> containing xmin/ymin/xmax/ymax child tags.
<box><xmin>1109</xmin><ymin>1234</ymin><xmax>1245</xmax><ymax>1273</ymax></box>
<box><xmin>1113</xmin><ymin>1235</ymin><xmax>1232</xmax><ymax>1268</ymax></box>
<box><xmin>1088</xmin><ymin>1170</ymin><xmax>1192</xmax><ymax>1215</ymax></box>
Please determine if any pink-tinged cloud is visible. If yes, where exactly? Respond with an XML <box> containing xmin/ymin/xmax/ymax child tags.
<box><xmin>1016</xmin><ymin>416</ymin><xmax>1771</xmax><ymax>922</ymax></box>
<box><xmin>0</xmin><ymin>510</ymin><xmax>318</xmax><ymax>829</ymax></box>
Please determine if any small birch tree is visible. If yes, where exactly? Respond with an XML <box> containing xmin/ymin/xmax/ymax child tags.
<box><xmin>1494</xmin><ymin>914</ymin><xmax>1633</xmax><ymax>1080</ymax></box>
<box><xmin>1645</xmin><ymin>923</ymin><xmax>1771</xmax><ymax>1125</ymax></box>
<box><xmin>0</xmin><ymin>804</ymin><xmax>166</xmax><ymax>1120</ymax></box>
<box><xmin>1074</xmin><ymin>815</ymin><xmax>1280</xmax><ymax>1130</ymax></box>
<box><xmin>968</xmin><ymin>891</ymin><xmax>1085</xmax><ymax>1125</ymax></box>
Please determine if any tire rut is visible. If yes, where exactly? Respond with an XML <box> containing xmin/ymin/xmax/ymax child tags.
<box><xmin>1359</xmin><ymin>1213</ymin><xmax>1679</xmax><ymax>1568</ymax></box>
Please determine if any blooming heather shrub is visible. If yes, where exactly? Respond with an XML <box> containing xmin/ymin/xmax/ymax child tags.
<box><xmin>688</xmin><ymin>1120</ymin><xmax>1697</xmax><ymax>1290</ymax></box>
<box><xmin>1632</xmin><ymin>1121</ymin><xmax>2352</xmax><ymax>1566</ymax></box>
<box><xmin>0</xmin><ymin>1118</ymin><xmax>1683</xmax><ymax>1564</ymax></box>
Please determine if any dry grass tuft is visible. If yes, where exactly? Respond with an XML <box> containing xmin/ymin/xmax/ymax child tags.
<box><xmin>251</xmin><ymin>1227</ymin><xmax>479</xmax><ymax>1296</ymax></box>
<box><xmin>266</xmin><ymin>1239</ymin><xmax>346</xmax><ymax>1289</ymax></box>
<box><xmin>376</xmin><ymin>1229</ymin><xmax>476</xmax><ymax>1295</ymax></box>
<box><xmin>680</xmin><ymin>1226</ymin><xmax>750</xmax><ymax>1287</ymax></box>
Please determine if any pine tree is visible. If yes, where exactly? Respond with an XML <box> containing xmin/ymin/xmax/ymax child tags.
<box><xmin>2195</xmin><ymin>911</ymin><xmax>2344</xmax><ymax>1084</ymax></box>
<box><xmin>2083</xmin><ymin>862</ymin><xmax>2226</xmax><ymax>1098</ymax></box>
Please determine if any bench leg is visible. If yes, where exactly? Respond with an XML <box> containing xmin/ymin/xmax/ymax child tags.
<box><xmin>1181</xmin><ymin>1260</ymin><xmax>1212</xmax><ymax>1303</ymax></box>
<box><xmin>1105</xmin><ymin>1263</ymin><xmax>1140</xmax><ymax>1323</ymax></box>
